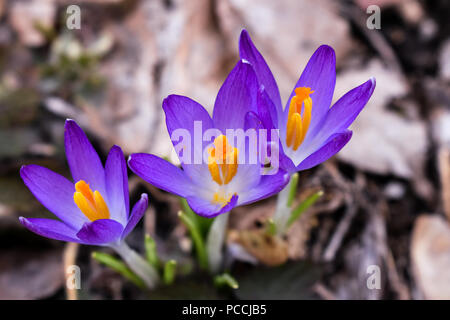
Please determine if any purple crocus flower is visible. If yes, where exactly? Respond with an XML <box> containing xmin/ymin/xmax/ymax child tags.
<box><xmin>239</xmin><ymin>30</ymin><xmax>376</xmax><ymax>173</ymax></box>
<box><xmin>19</xmin><ymin>119</ymin><xmax>148</xmax><ymax>246</ymax></box>
<box><xmin>128</xmin><ymin>60</ymin><xmax>289</xmax><ymax>218</ymax></box>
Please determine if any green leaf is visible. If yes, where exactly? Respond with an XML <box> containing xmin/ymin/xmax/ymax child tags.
<box><xmin>214</xmin><ymin>273</ymin><xmax>239</xmax><ymax>289</ymax></box>
<box><xmin>92</xmin><ymin>251</ymin><xmax>145</xmax><ymax>289</ymax></box>
<box><xmin>179</xmin><ymin>197</ymin><xmax>213</xmax><ymax>237</ymax></box>
<box><xmin>179</xmin><ymin>197</ymin><xmax>198</xmax><ymax>225</ymax></box>
<box><xmin>265</xmin><ymin>218</ymin><xmax>277</xmax><ymax>236</ymax></box>
<box><xmin>287</xmin><ymin>190</ymin><xmax>323</xmax><ymax>229</ymax></box>
<box><xmin>144</xmin><ymin>234</ymin><xmax>160</xmax><ymax>270</ymax></box>
<box><xmin>287</xmin><ymin>173</ymin><xmax>299</xmax><ymax>207</ymax></box>
<box><xmin>178</xmin><ymin>210</ymin><xmax>209</xmax><ymax>270</ymax></box>
<box><xmin>163</xmin><ymin>260</ymin><xmax>177</xmax><ymax>285</ymax></box>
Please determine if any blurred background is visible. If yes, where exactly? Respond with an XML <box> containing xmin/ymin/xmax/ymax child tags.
<box><xmin>1</xmin><ymin>0</ymin><xmax>450</xmax><ymax>300</ymax></box>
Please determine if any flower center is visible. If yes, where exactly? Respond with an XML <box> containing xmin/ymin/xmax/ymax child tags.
<box><xmin>73</xmin><ymin>180</ymin><xmax>110</xmax><ymax>221</ymax></box>
<box><xmin>208</xmin><ymin>135</ymin><xmax>238</xmax><ymax>185</ymax></box>
<box><xmin>286</xmin><ymin>87</ymin><xmax>314</xmax><ymax>151</ymax></box>
<box><xmin>212</xmin><ymin>192</ymin><xmax>233</xmax><ymax>206</ymax></box>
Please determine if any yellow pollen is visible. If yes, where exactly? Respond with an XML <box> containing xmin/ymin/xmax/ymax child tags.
<box><xmin>207</xmin><ymin>135</ymin><xmax>238</xmax><ymax>185</ymax></box>
<box><xmin>212</xmin><ymin>192</ymin><xmax>233</xmax><ymax>207</ymax></box>
<box><xmin>286</xmin><ymin>87</ymin><xmax>314</xmax><ymax>151</ymax></box>
<box><xmin>74</xmin><ymin>180</ymin><xmax>110</xmax><ymax>221</ymax></box>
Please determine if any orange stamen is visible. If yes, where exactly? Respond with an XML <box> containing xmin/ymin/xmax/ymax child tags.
<box><xmin>208</xmin><ymin>135</ymin><xmax>238</xmax><ymax>185</ymax></box>
<box><xmin>285</xmin><ymin>87</ymin><xmax>314</xmax><ymax>151</ymax></box>
<box><xmin>74</xmin><ymin>180</ymin><xmax>110</xmax><ymax>221</ymax></box>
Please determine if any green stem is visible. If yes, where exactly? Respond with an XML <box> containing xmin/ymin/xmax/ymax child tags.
<box><xmin>287</xmin><ymin>173</ymin><xmax>299</xmax><ymax>207</ymax></box>
<box><xmin>214</xmin><ymin>272</ymin><xmax>239</xmax><ymax>289</ymax></box>
<box><xmin>92</xmin><ymin>251</ymin><xmax>145</xmax><ymax>289</ymax></box>
<box><xmin>179</xmin><ymin>197</ymin><xmax>213</xmax><ymax>237</ymax></box>
<box><xmin>163</xmin><ymin>260</ymin><xmax>177</xmax><ymax>285</ymax></box>
<box><xmin>111</xmin><ymin>242</ymin><xmax>159</xmax><ymax>289</ymax></box>
<box><xmin>178</xmin><ymin>210</ymin><xmax>209</xmax><ymax>270</ymax></box>
<box><xmin>206</xmin><ymin>213</ymin><xmax>229</xmax><ymax>274</ymax></box>
<box><xmin>265</xmin><ymin>218</ymin><xmax>276</xmax><ymax>236</ymax></box>
<box><xmin>273</xmin><ymin>176</ymin><xmax>296</xmax><ymax>235</ymax></box>
<box><xmin>144</xmin><ymin>234</ymin><xmax>160</xmax><ymax>270</ymax></box>
<box><xmin>287</xmin><ymin>190</ymin><xmax>323</xmax><ymax>228</ymax></box>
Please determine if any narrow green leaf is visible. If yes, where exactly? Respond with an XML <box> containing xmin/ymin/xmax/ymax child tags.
<box><xmin>179</xmin><ymin>197</ymin><xmax>213</xmax><ymax>237</ymax></box>
<box><xmin>197</xmin><ymin>215</ymin><xmax>214</xmax><ymax>238</ymax></box>
<box><xmin>179</xmin><ymin>197</ymin><xmax>195</xmax><ymax>219</ymax></box>
<box><xmin>144</xmin><ymin>234</ymin><xmax>160</xmax><ymax>270</ymax></box>
<box><xmin>163</xmin><ymin>260</ymin><xmax>177</xmax><ymax>285</ymax></box>
<box><xmin>214</xmin><ymin>273</ymin><xmax>239</xmax><ymax>289</ymax></box>
<box><xmin>178</xmin><ymin>210</ymin><xmax>209</xmax><ymax>270</ymax></box>
<box><xmin>92</xmin><ymin>251</ymin><xmax>145</xmax><ymax>289</ymax></box>
<box><xmin>287</xmin><ymin>173</ymin><xmax>299</xmax><ymax>207</ymax></box>
<box><xmin>265</xmin><ymin>218</ymin><xmax>277</xmax><ymax>236</ymax></box>
<box><xmin>287</xmin><ymin>190</ymin><xmax>323</xmax><ymax>229</ymax></box>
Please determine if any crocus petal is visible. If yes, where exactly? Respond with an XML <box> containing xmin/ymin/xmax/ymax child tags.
<box><xmin>186</xmin><ymin>194</ymin><xmax>239</xmax><ymax>218</ymax></box>
<box><xmin>316</xmin><ymin>78</ymin><xmax>375</xmax><ymax>142</ymax></box>
<box><xmin>105</xmin><ymin>145</ymin><xmax>129</xmax><ymax>225</ymax></box>
<box><xmin>239</xmin><ymin>29</ymin><xmax>282</xmax><ymax>112</ymax></box>
<box><xmin>20</xmin><ymin>164</ymin><xmax>86</xmax><ymax>229</ymax></box>
<box><xmin>19</xmin><ymin>217</ymin><xmax>83</xmax><ymax>243</ymax></box>
<box><xmin>284</xmin><ymin>45</ymin><xmax>336</xmax><ymax>134</ymax></box>
<box><xmin>76</xmin><ymin>219</ymin><xmax>123</xmax><ymax>245</ymax></box>
<box><xmin>64</xmin><ymin>119</ymin><xmax>106</xmax><ymax>195</ymax></box>
<box><xmin>256</xmin><ymin>87</ymin><xmax>278</xmax><ymax>131</ymax></box>
<box><xmin>128</xmin><ymin>153</ymin><xmax>194</xmax><ymax>198</ymax></box>
<box><xmin>162</xmin><ymin>94</ymin><xmax>217</xmax><ymax>185</ymax></box>
<box><xmin>212</xmin><ymin>60</ymin><xmax>258</xmax><ymax>132</ymax></box>
<box><xmin>163</xmin><ymin>95</ymin><xmax>214</xmax><ymax>135</ymax></box>
<box><xmin>296</xmin><ymin>130</ymin><xmax>353</xmax><ymax>171</ymax></box>
<box><xmin>245</xmin><ymin>89</ymin><xmax>283</xmax><ymax>170</ymax></box>
<box><xmin>239</xmin><ymin>170</ymin><xmax>290</xmax><ymax>205</ymax></box>
<box><xmin>254</xmin><ymin>88</ymin><xmax>281</xmax><ymax>163</ymax></box>
<box><xmin>163</xmin><ymin>94</ymin><xmax>214</xmax><ymax>161</ymax></box>
<box><xmin>244</xmin><ymin>111</ymin><xmax>264</xmax><ymax>132</ymax></box>
<box><xmin>279</xmin><ymin>148</ymin><xmax>297</xmax><ymax>174</ymax></box>
<box><xmin>121</xmin><ymin>194</ymin><xmax>148</xmax><ymax>240</ymax></box>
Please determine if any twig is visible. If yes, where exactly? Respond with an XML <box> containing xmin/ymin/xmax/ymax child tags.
<box><xmin>364</xmin><ymin>192</ymin><xmax>410</xmax><ymax>299</ymax></box>
<box><xmin>63</xmin><ymin>242</ymin><xmax>79</xmax><ymax>300</ymax></box>
<box><xmin>343</xmin><ymin>4</ymin><xmax>402</xmax><ymax>73</ymax></box>
<box><xmin>313</xmin><ymin>283</ymin><xmax>337</xmax><ymax>300</ymax></box>
<box><xmin>438</xmin><ymin>147</ymin><xmax>450</xmax><ymax>222</ymax></box>
<box><xmin>322</xmin><ymin>164</ymin><xmax>365</xmax><ymax>262</ymax></box>
<box><xmin>384</xmin><ymin>248</ymin><xmax>410</xmax><ymax>300</ymax></box>
<box><xmin>322</xmin><ymin>198</ymin><xmax>358</xmax><ymax>262</ymax></box>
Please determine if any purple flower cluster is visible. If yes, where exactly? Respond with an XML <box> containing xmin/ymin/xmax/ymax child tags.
<box><xmin>20</xmin><ymin>120</ymin><xmax>148</xmax><ymax>246</ymax></box>
<box><xmin>20</xmin><ymin>30</ymin><xmax>375</xmax><ymax>244</ymax></box>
